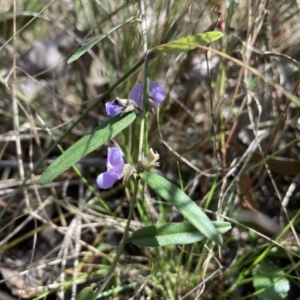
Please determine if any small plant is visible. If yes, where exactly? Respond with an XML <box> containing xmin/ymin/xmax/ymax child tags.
<box><xmin>39</xmin><ymin>26</ymin><xmax>227</xmax><ymax>298</ymax></box>
<box><xmin>4</xmin><ymin>1</ymin><xmax>297</xmax><ymax>300</ymax></box>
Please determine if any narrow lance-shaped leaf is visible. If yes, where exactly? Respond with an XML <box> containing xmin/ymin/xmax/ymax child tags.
<box><xmin>39</xmin><ymin>112</ymin><xmax>136</xmax><ymax>185</ymax></box>
<box><xmin>140</xmin><ymin>172</ymin><xmax>223</xmax><ymax>245</ymax></box>
<box><xmin>150</xmin><ymin>31</ymin><xmax>223</xmax><ymax>57</ymax></box>
<box><xmin>68</xmin><ymin>16</ymin><xmax>136</xmax><ymax>64</ymax></box>
<box><xmin>131</xmin><ymin>221</ymin><xmax>231</xmax><ymax>247</ymax></box>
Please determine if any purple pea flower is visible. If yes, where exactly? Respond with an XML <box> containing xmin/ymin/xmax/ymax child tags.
<box><xmin>96</xmin><ymin>147</ymin><xmax>124</xmax><ymax>189</ymax></box>
<box><xmin>106</xmin><ymin>80</ymin><xmax>166</xmax><ymax>116</ymax></box>
<box><xmin>105</xmin><ymin>99</ymin><xmax>123</xmax><ymax>116</ymax></box>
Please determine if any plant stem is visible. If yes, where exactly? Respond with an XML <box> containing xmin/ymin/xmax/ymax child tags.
<box><xmin>138</xmin><ymin>0</ymin><xmax>149</xmax><ymax>160</ymax></box>
<box><xmin>94</xmin><ymin>178</ymin><xmax>139</xmax><ymax>296</ymax></box>
<box><xmin>94</xmin><ymin>1</ymin><xmax>149</xmax><ymax>295</ymax></box>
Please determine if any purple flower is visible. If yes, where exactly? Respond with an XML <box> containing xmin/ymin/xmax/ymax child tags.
<box><xmin>96</xmin><ymin>147</ymin><xmax>124</xmax><ymax>189</ymax></box>
<box><xmin>106</xmin><ymin>80</ymin><xmax>166</xmax><ymax>116</ymax></box>
<box><xmin>129</xmin><ymin>80</ymin><xmax>165</xmax><ymax>110</ymax></box>
<box><xmin>105</xmin><ymin>99</ymin><xmax>123</xmax><ymax>116</ymax></box>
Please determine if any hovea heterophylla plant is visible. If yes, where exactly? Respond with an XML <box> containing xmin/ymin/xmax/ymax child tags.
<box><xmin>40</xmin><ymin>29</ymin><xmax>227</xmax><ymax>298</ymax></box>
<box><xmin>40</xmin><ymin>30</ymin><xmax>226</xmax><ymax>244</ymax></box>
<box><xmin>39</xmin><ymin>78</ymin><xmax>226</xmax><ymax>246</ymax></box>
<box><xmin>40</xmin><ymin>30</ymin><xmax>223</xmax><ymax>184</ymax></box>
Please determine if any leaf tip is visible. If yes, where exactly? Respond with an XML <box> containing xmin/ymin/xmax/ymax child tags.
<box><xmin>215</xmin><ymin>233</ymin><xmax>223</xmax><ymax>246</ymax></box>
<box><xmin>38</xmin><ymin>174</ymin><xmax>48</xmax><ymax>185</ymax></box>
<box><xmin>67</xmin><ymin>55</ymin><xmax>76</xmax><ymax>65</ymax></box>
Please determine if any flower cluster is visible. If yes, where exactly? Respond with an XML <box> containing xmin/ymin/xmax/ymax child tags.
<box><xmin>97</xmin><ymin>80</ymin><xmax>165</xmax><ymax>189</ymax></box>
<box><xmin>106</xmin><ymin>80</ymin><xmax>166</xmax><ymax>116</ymax></box>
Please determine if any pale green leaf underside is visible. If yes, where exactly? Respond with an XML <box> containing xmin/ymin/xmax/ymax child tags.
<box><xmin>39</xmin><ymin>112</ymin><xmax>136</xmax><ymax>185</ymax></box>
<box><xmin>140</xmin><ymin>172</ymin><xmax>223</xmax><ymax>245</ymax></box>
<box><xmin>253</xmin><ymin>261</ymin><xmax>290</xmax><ymax>300</ymax></box>
<box><xmin>76</xmin><ymin>287</ymin><xmax>95</xmax><ymax>300</ymax></box>
<box><xmin>150</xmin><ymin>31</ymin><xmax>223</xmax><ymax>56</ymax></box>
<box><xmin>68</xmin><ymin>16</ymin><xmax>136</xmax><ymax>64</ymax></box>
<box><xmin>131</xmin><ymin>221</ymin><xmax>231</xmax><ymax>247</ymax></box>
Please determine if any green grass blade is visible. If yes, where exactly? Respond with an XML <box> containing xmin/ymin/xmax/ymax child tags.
<box><xmin>150</xmin><ymin>31</ymin><xmax>223</xmax><ymax>56</ymax></box>
<box><xmin>131</xmin><ymin>221</ymin><xmax>231</xmax><ymax>247</ymax></box>
<box><xmin>140</xmin><ymin>171</ymin><xmax>223</xmax><ymax>245</ymax></box>
<box><xmin>68</xmin><ymin>16</ymin><xmax>136</xmax><ymax>64</ymax></box>
<box><xmin>39</xmin><ymin>112</ymin><xmax>136</xmax><ymax>185</ymax></box>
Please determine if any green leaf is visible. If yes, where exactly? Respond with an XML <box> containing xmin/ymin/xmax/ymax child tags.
<box><xmin>131</xmin><ymin>221</ymin><xmax>231</xmax><ymax>247</ymax></box>
<box><xmin>150</xmin><ymin>31</ymin><xmax>223</xmax><ymax>56</ymax></box>
<box><xmin>253</xmin><ymin>261</ymin><xmax>290</xmax><ymax>300</ymax></box>
<box><xmin>76</xmin><ymin>287</ymin><xmax>95</xmax><ymax>300</ymax></box>
<box><xmin>39</xmin><ymin>112</ymin><xmax>136</xmax><ymax>185</ymax></box>
<box><xmin>140</xmin><ymin>172</ymin><xmax>223</xmax><ymax>245</ymax></box>
<box><xmin>68</xmin><ymin>16</ymin><xmax>136</xmax><ymax>64</ymax></box>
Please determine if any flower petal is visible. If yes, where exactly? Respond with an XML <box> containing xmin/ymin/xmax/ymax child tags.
<box><xmin>96</xmin><ymin>170</ymin><xmax>120</xmax><ymax>189</ymax></box>
<box><xmin>149</xmin><ymin>80</ymin><xmax>166</xmax><ymax>105</ymax></box>
<box><xmin>106</xmin><ymin>100</ymin><xmax>123</xmax><ymax>116</ymax></box>
<box><xmin>128</xmin><ymin>80</ymin><xmax>166</xmax><ymax>110</ymax></box>
<box><xmin>107</xmin><ymin>147</ymin><xmax>125</xmax><ymax>178</ymax></box>
<box><xmin>128</xmin><ymin>83</ymin><xmax>143</xmax><ymax>109</ymax></box>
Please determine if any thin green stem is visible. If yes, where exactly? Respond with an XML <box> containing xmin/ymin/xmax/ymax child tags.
<box><xmin>138</xmin><ymin>0</ymin><xmax>149</xmax><ymax>160</ymax></box>
<box><xmin>138</xmin><ymin>117</ymin><xmax>145</xmax><ymax>162</ymax></box>
<box><xmin>94</xmin><ymin>178</ymin><xmax>139</xmax><ymax>296</ymax></box>
<box><xmin>138</xmin><ymin>57</ymin><xmax>149</xmax><ymax>161</ymax></box>
<box><xmin>93</xmin><ymin>1</ymin><xmax>150</xmax><ymax>295</ymax></box>
<box><xmin>94</xmin><ymin>0</ymin><xmax>150</xmax><ymax>295</ymax></box>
